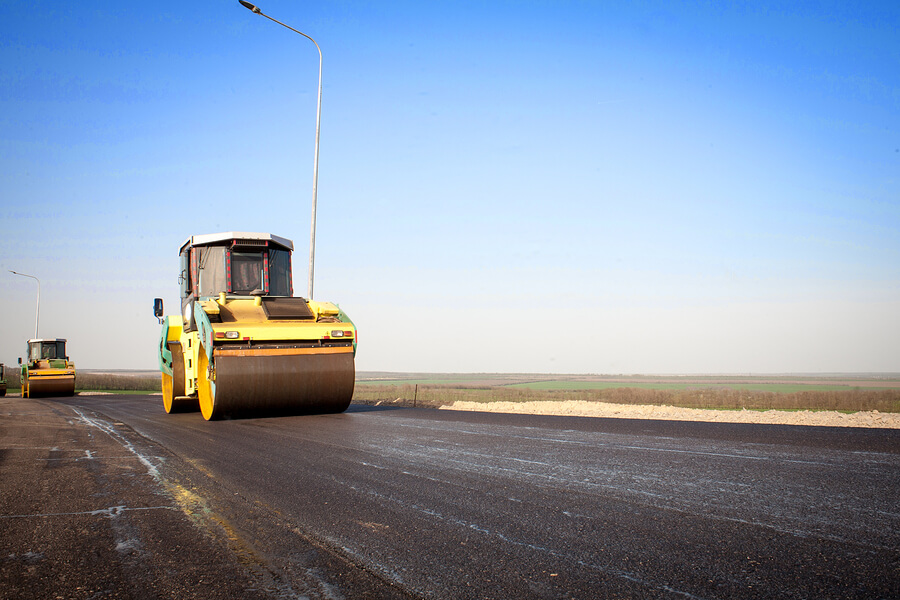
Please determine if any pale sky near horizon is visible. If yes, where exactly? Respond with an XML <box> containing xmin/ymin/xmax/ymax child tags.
<box><xmin>1</xmin><ymin>1</ymin><xmax>898</xmax><ymax>374</ymax></box>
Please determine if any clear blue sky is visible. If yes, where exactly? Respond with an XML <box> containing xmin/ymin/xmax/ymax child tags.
<box><xmin>1</xmin><ymin>0</ymin><xmax>898</xmax><ymax>373</ymax></box>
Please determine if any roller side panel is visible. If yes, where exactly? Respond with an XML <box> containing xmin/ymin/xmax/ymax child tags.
<box><xmin>158</xmin><ymin>316</ymin><xmax>184</xmax><ymax>376</ymax></box>
<box><xmin>163</xmin><ymin>342</ymin><xmax>198</xmax><ymax>413</ymax></box>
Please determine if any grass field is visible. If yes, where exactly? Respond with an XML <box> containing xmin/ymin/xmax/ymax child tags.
<box><xmin>506</xmin><ymin>381</ymin><xmax>898</xmax><ymax>393</ymax></box>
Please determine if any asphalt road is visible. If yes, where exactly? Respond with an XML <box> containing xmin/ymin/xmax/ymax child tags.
<box><xmin>3</xmin><ymin>394</ymin><xmax>898</xmax><ymax>599</ymax></box>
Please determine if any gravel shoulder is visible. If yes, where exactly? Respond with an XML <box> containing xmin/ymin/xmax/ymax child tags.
<box><xmin>441</xmin><ymin>400</ymin><xmax>900</xmax><ymax>428</ymax></box>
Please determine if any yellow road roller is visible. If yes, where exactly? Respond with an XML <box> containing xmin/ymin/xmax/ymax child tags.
<box><xmin>19</xmin><ymin>339</ymin><xmax>76</xmax><ymax>398</ymax></box>
<box><xmin>154</xmin><ymin>232</ymin><xmax>356</xmax><ymax>420</ymax></box>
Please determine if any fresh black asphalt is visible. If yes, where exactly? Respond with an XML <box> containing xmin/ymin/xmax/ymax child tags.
<box><xmin>2</xmin><ymin>394</ymin><xmax>898</xmax><ymax>599</ymax></box>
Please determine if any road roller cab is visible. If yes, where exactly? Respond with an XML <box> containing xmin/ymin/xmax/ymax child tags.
<box><xmin>155</xmin><ymin>232</ymin><xmax>356</xmax><ymax>420</ymax></box>
<box><xmin>19</xmin><ymin>339</ymin><xmax>76</xmax><ymax>398</ymax></box>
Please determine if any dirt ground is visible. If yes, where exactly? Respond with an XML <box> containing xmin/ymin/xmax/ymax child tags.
<box><xmin>441</xmin><ymin>400</ymin><xmax>900</xmax><ymax>429</ymax></box>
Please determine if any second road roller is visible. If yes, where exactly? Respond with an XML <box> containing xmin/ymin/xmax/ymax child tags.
<box><xmin>19</xmin><ymin>339</ymin><xmax>77</xmax><ymax>398</ymax></box>
<box><xmin>154</xmin><ymin>232</ymin><xmax>356</xmax><ymax>420</ymax></box>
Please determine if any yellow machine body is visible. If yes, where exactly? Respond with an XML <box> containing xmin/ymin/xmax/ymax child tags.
<box><xmin>156</xmin><ymin>232</ymin><xmax>356</xmax><ymax>420</ymax></box>
<box><xmin>20</xmin><ymin>339</ymin><xmax>76</xmax><ymax>398</ymax></box>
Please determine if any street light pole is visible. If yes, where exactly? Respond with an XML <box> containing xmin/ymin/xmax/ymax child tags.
<box><xmin>239</xmin><ymin>0</ymin><xmax>323</xmax><ymax>300</ymax></box>
<box><xmin>9</xmin><ymin>270</ymin><xmax>40</xmax><ymax>339</ymax></box>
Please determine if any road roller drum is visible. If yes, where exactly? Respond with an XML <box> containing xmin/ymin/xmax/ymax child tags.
<box><xmin>198</xmin><ymin>346</ymin><xmax>355</xmax><ymax>419</ymax></box>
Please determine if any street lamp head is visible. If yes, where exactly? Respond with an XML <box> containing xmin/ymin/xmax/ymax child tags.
<box><xmin>239</xmin><ymin>0</ymin><xmax>261</xmax><ymax>14</ymax></box>
<box><xmin>9</xmin><ymin>269</ymin><xmax>40</xmax><ymax>339</ymax></box>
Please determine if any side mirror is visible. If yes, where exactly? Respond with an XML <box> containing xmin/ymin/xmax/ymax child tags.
<box><xmin>153</xmin><ymin>298</ymin><xmax>164</xmax><ymax>321</ymax></box>
<box><xmin>18</xmin><ymin>357</ymin><xmax>22</xmax><ymax>365</ymax></box>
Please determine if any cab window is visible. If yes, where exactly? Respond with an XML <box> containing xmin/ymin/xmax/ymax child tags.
<box><xmin>197</xmin><ymin>246</ymin><xmax>226</xmax><ymax>297</ymax></box>
<box><xmin>232</xmin><ymin>252</ymin><xmax>265</xmax><ymax>295</ymax></box>
<box><xmin>269</xmin><ymin>249</ymin><xmax>292</xmax><ymax>296</ymax></box>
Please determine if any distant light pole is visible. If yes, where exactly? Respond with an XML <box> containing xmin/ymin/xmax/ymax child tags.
<box><xmin>239</xmin><ymin>0</ymin><xmax>323</xmax><ymax>300</ymax></box>
<box><xmin>9</xmin><ymin>270</ymin><xmax>40</xmax><ymax>339</ymax></box>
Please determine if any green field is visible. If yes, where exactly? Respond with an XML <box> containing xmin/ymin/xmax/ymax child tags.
<box><xmin>354</xmin><ymin>373</ymin><xmax>900</xmax><ymax>413</ymax></box>
<box><xmin>505</xmin><ymin>381</ymin><xmax>899</xmax><ymax>393</ymax></box>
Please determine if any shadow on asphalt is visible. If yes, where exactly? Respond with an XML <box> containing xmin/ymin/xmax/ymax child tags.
<box><xmin>346</xmin><ymin>403</ymin><xmax>416</xmax><ymax>414</ymax></box>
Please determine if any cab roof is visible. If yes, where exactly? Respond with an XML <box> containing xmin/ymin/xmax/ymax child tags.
<box><xmin>180</xmin><ymin>232</ymin><xmax>294</xmax><ymax>253</ymax></box>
